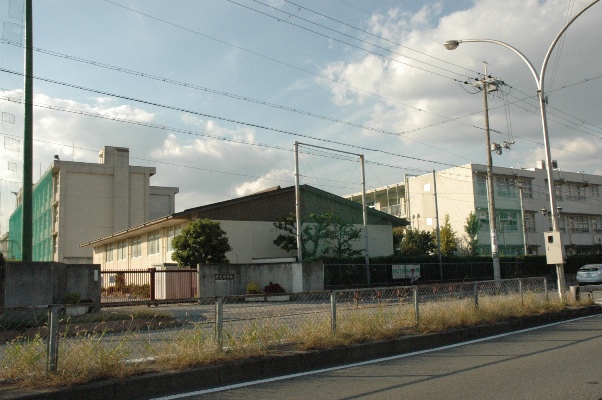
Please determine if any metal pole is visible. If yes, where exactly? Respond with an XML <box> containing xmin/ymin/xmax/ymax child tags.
<box><xmin>21</xmin><ymin>0</ymin><xmax>33</xmax><ymax>262</ymax></box>
<box><xmin>196</xmin><ymin>263</ymin><xmax>202</xmax><ymax>299</ymax></box>
<box><xmin>215</xmin><ymin>297</ymin><xmax>223</xmax><ymax>350</ymax></box>
<box><xmin>330</xmin><ymin>291</ymin><xmax>337</xmax><ymax>334</ymax></box>
<box><xmin>47</xmin><ymin>305</ymin><xmax>60</xmax><ymax>372</ymax></box>
<box><xmin>413</xmin><ymin>287</ymin><xmax>419</xmax><ymax>326</ymax></box>
<box><xmin>432</xmin><ymin>170</ymin><xmax>442</xmax><ymax>279</ymax></box>
<box><xmin>482</xmin><ymin>66</ymin><xmax>501</xmax><ymax>281</ymax></box>
<box><xmin>360</xmin><ymin>155</ymin><xmax>370</xmax><ymax>285</ymax></box>
<box><xmin>294</xmin><ymin>142</ymin><xmax>302</xmax><ymax>263</ymax></box>
<box><xmin>518</xmin><ymin>182</ymin><xmax>528</xmax><ymax>255</ymax></box>
<box><xmin>473</xmin><ymin>282</ymin><xmax>479</xmax><ymax>308</ymax></box>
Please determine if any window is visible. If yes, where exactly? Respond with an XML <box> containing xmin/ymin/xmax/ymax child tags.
<box><xmin>554</xmin><ymin>184</ymin><xmax>563</xmax><ymax>201</ymax></box>
<box><xmin>476</xmin><ymin>175</ymin><xmax>487</xmax><ymax>197</ymax></box>
<box><xmin>570</xmin><ymin>215</ymin><xmax>589</xmax><ymax>233</ymax></box>
<box><xmin>497</xmin><ymin>211</ymin><xmax>518</xmax><ymax>231</ymax></box>
<box><xmin>117</xmin><ymin>240</ymin><xmax>127</xmax><ymax>260</ymax></box>
<box><xmin>148</xmin><ymin>230</ymin><xmax>161</xmax><ymax>255</ymax></box>
<box><xmin>131</xmin><ymin>236</ymin><xmax>142</xmax><ymax>258</ymax></box>
<box><xmin>566</xmin><ymin>183</ymin><xmax>586</xmax><ymax>201</ymax></box>
<box><xmin>496</xmin><ymin>177</ymin><xmax>516</xmax><ymax>198</ymax></box>
<box><xmin>477</xmin><ymin>209</ymin><xmax>489</xmax><ymax>230</ymax></box>
<box><xmin>105</xmin><ymin>243</ymin><xmax>114</xmax><ymax>263</ymax></box>
<box><xmin>593</xmin><ymin>217</ymin><xmax>602</xmax><ymax>234</ymax></box>
<box><xmin>558</xmin><ymin>216</ymin><xmax>566</xmax><ymax>233</ymax></box>
<box><xmin>519</xmin><ymin>180</ymin><xmax>532</xmax><ymax>198</ymax></box>
<box><xmin>525</xmin><ymin>212</ymin><xmax>536</xmax><ymax>232</ymax></box>
<box><xmin>166</xmin><ymin>224</ymin><xmax>181</xmax><ymax>252</ymax></box>
<box><xmin>592</xmin><ymin>186</ymin><xmax>599</xmax><ymax>198</ymax></box>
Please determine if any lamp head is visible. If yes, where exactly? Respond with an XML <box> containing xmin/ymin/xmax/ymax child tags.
<box><xmin>444</xmin><ymin>40</ymin><xmax>461</xmax><ymax>50</ymax></box>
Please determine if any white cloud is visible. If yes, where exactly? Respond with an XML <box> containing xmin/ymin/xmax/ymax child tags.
<box><xmin>234</xmin><ymin>169</ymin><xmax>292</xmax><ymax>197</ymax></box>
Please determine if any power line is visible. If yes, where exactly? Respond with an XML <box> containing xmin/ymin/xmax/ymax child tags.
<box><xmin>279</xmin><ymin>0</ymin><xmax>479</xmax><ymax>76</ymax></box>
<box><xmin>227</xmin><ymin>0</ymin><xmax>464</xmax><ymax>81</ymax></box>
<box><xmin>0</xmin><ymin>68</ymin><xmax>470</xmax><ymax>169</ymax></box>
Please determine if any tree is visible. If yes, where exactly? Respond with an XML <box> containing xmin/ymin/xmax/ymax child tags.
<box><xmin>392</xmin><ymin>227</ymin><xmax>405</xmax><ymax>255</ymax></box>
<box><xmin>440</xmin><ymin>214</ymin><xmax>458</xmax><ymax>256</ymax></box>
<box><xmin>301</xmin><ymin>212</ymin><xmax>333</xmax><ymax>258</ymax></box>
<box><xmin>273</xmin><ymin>214</ymin><xmax>302</xmax><ymax>254</ymax></box>
<box><xmin>171</xmin><ymin>218</ymin><xmax>232</xmax><ymax>267</ymax></box>
<box><xmin>463</xmin><ymin>211</ymin><xmax>480</xmax><ymax>256</ymax></box>
<box><xmin>325</xmin><ymin>213</ymin><xmax>362</xmax><ymax>258</ymax></box>
<box><xmin>273</xmin><ymin>212</ymin><xmax>362</xmax><ymax>259</ymax></box>
<box><xmin>399</xmin><ymin>228</ymin><xmax>437</xmax><ymax>256</ymax></box>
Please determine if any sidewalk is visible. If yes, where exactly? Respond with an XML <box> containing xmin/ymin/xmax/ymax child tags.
<box><xmin>2</xmin><ymin>305</ymin><xmax>600</xmax><ymax>400</ymax></box>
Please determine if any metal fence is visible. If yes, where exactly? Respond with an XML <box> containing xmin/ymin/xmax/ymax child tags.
<box><xmin>324</xmin><ymin>262</ymin><xmax>551</xmax><ymax>288</ymax></box>
<box><xmin>0</xmin><ymin>277</ymin><xmax>549</xmax><ymax>383</ymax></box>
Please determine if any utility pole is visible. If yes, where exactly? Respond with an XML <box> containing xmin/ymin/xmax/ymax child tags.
<box><xmin>432</xmin><ymin>170</ymin><xmax>442</xmax><ymax>280</ymax></box>
<box><xmin>21</xmin><ymin>0</ymin><xmax>33</xmax><ymax>262</ymax></box>
<box><xmin>472</xmin><ymin>62</ymin><xmax>501</xmax><ymax>281</ymax></box>
<box><xmin>518</xmin><ymin>182</ymin><xmax>528</xmax><ymax>255</ymax></box>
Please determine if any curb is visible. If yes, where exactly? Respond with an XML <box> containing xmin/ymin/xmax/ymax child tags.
<box><xmin>2</xmin><ymin>305</ymin><xmax>601</xmax><ymax>400</ymax></box>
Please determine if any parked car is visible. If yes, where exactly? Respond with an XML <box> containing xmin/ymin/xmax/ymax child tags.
<box><xmin>576</xmin><ymin>264</ymin><xmax>602</xmax><ymax>286</ymax></box>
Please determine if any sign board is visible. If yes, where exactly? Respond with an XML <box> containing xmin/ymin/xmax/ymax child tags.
<box><xmin>392</xmin><ymin>264</ymin><xmax>421</xmax><ymax>281</ymax></box>
<box><xmin>214</xmin><ymin>273</ymin><xmax>234</xmax><ymax>281</ymax></box>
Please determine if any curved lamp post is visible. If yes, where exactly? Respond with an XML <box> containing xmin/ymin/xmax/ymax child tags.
<box><xmin>444</xmin><ymin>0</ymin><xmax>600</xmax><ymax>301</ymax></box>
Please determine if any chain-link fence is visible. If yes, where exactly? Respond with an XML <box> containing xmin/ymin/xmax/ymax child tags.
<box><xmin>0</xmin><ymin>277</ymin><xmax>552</xmax><ymax>385</ymax></box>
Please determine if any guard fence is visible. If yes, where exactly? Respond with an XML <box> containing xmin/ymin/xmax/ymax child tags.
<box><xmin>0</xmin><ymin>277</ymin><xmax>551</xmax><ymax>383</ymax></box>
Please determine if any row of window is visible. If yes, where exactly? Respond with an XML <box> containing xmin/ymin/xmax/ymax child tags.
<box><xmin>476</xmin><ymin>176</ymin><xmax>600</xmax><ymax>201</ymax></box>
<box><xmin>105</xmin><ymin>225</ymin><xmax>181</xmax><ymax>262</ymax></box>
<box><xmin>477</xmin><ymin>210</ymin><xmax>602</xmax><ymax>235</ymax></box>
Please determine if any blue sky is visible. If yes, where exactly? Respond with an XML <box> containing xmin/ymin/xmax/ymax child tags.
<box><xmin>1</xmin><ymin>0</ymin><xmax>601</xmax><ymax>233</ymax></box>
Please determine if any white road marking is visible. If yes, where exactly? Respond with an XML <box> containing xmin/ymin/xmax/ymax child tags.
<box><xmin>151</xmin><ymin>314</ymin><xmax>600</xmax><ymax>399</ymax></box>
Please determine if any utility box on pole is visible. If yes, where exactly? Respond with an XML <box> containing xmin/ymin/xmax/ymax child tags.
<box><xmin>544</xmin><ymin>231</ymin><xmax>564</xmax><ymax>264</ymax></box>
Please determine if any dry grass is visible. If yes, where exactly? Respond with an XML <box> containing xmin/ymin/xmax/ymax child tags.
<box><xmin>0</xmin><ymin>290</ymin><xmax>589</xmax><ymax>388</ymax></box>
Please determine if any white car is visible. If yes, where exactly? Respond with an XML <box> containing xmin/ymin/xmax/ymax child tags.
<box><xmin>576</xmin><ymin>264</ymin><xmax>602</xmax><ymax>286</ymax></box>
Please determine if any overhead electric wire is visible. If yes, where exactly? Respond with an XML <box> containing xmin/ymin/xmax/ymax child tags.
<box><xmin>0</xmin><ymin>96</ymin><xmax>442</xmax><ymax>178</ymax></box>
<box><xmin>0</xmin><ymin>67</ymin><xmax>470</xmax><ymax>170</ymax></box>
<box><xmin>278</xmin><ymin>0</ymin><xmax>479</xmax><ymax>76</ymax></box>
<box><xmin>227</xmin><ymin>0</ymin><xmax>464</xmax><ymax>81</ymax></box>
<box><xmin>100</xmin><ymin>0</ymin><xmax>491</xmax><ymax>138</ymax></box>
<box><xmin>92</xmin><ymin>3</ymin><xmax>602</xmax><ymax>143</ymax></box>
<box><xmin>0</xmin><ymin>39</ymin><xmax>475</xmax><ymax>161</ymax></box>
<box><xmin>242</xmin><ymin>0</ymin><xmax>475</xmax><ymax>79</ymax></box>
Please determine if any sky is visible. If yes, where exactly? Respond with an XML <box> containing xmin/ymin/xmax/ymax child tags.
<box><xmin>1</xmin><ymin>0</ymin><xmax>601</xmax><ymax>234</ymax></box>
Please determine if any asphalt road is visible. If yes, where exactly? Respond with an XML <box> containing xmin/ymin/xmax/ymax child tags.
<box><xmin>153</xmin><ymin>314</ymin><xmax>602</xmax><ymax>400</ymax></box>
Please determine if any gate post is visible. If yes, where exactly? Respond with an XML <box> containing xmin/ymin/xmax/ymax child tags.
<box><xmin>149</xmin><ymin>267</ymin><xmax>156</xmax><ymax>301</ymax></box>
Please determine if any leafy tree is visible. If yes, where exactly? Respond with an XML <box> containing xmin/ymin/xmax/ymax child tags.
<box><xmin>171</xmin><ymin>218</ymin><xmax>232</xmax><ymax>267</ymax></box>
<box><xmin>392</xmin><ymin>227</ymin><xmax>405</xmax><ymax>255</ymax></box>
<box><xmin>273</xmin><ymin>212</ymin><xmax>362</xmax><ymax>259</ymax></box>
<box><xmin>273</xmin><ymin>214</ymin><xmax>303</xmax><ymax>254</ymax></box>
<box><xmin>399</xmin><ymin>228</ymin><xmax>437</xmax><ymax>256</ymax></box>
<box><xmin>440</xmin><ymin>214</ymin><xmax>458</xmax><ymax>256</ymax></box>
<box><xmin>325</xmin><ymin>213</ymin><xmax>362</xmax><ymax>257</ymax></box>
<box><xmin>464</xmin><ymin>211</ymin><xmax>480</xmax><ymax>256</ymax></box>
<box><xmin>301</xmin><ymin>212</ymin><xmax>333</xmax><ymax>258</ymax></box>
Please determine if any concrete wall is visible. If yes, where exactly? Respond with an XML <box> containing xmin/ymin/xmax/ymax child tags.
<box><xmin>197</xmin><ymin>261</ymin><xmax>324</xmax><ymax>297</ymax></box>
<box><xmin>2</xmin><ymin>262</ymin><xmax>101</xmax><ymax>308</ymax></box>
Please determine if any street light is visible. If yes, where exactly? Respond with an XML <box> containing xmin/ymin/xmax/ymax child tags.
<box><xmin>444</xmin><ymin>0</ymin><xmax>600</xmax><ymax>302</ymax></box>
